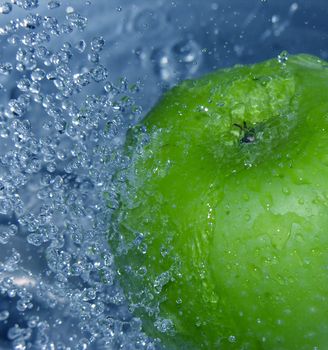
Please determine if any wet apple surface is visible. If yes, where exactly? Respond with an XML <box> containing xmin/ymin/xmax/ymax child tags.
<box><xmin>112</xmin><ymin>54</ymin><xmax>328</xmax><ymax>349</ymax></box>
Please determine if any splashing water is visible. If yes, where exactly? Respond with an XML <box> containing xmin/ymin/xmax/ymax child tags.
<box><xmin>0</xmin><ymin>0</ymin><xmax>328</xmax><ymax>349</ymax></box>
<box><xmin>0</xmin><ymin>1</ymin><xmax>152</xmax><ymax>349</ymax></box>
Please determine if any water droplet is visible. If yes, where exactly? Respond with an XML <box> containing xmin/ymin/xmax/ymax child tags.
<box><xmin>277</xmin><ymin>51</ymin><xmax>289</xmax><ymax>65</ymax></box>
<box><xmin>271</xmin><ymin>15</ymin><xmax>280</xmax><ymax>24</ymax></box>
<box><xmin>75</xmin><ymin>39</ymin><xmax>86</xmax><ymax>53</ymax></box>
<box><xmin>66</xmin><ymin>12</ymin><xmax>87</xmax><ymax>31</ymax></box>
<box><xmin>48</xmin><ymin>0</ymin><xmax>60</xmax><ymax>9</ymax></box>
<box><xmin>289</xmin><ymin>3</ymin><xmax>299</xmax><ymax>14</ymax></box>
<box><xmin>0</xmin><ymin>62</ymin><xmax>13</xmax><ymax>75</ymax></box>
<box><xmin>90</xmin><ymin>64</ymin><xmax>108</xmax><ymax>82</ymax></box>
<box><xmin>0</xmin><ymin>310</ymin><xmax>9</xmax><ymax>321</ymax></box>
<box><xmin>154</xmin><ymin>318</ymin><xmax>175</xmax><ymax>334</ymax></box>
<box><xmin>91</xmin><ymin>36</ymin><xmax>105</xmax><ymax>52</ymax></box>
<box><xmin>0</xmin><ymin>1</ymin><xmax>12</xmax><ymax>14</ymax></box>
<box><xmin>228</xmin><ymin>335</ymin><xmax>237</xmax><ymax>343</ymax></box>
<box><xmin>153</xmin><ymin>271</ymin><xmax>171</xmax><ymax>293</ymax></box>
<box><xmin>15</xmin><ymin>0</ymin><xmax>39</xmax><ymax>10</ymax></box>
<box><xmin>282</xmin><ymin>186</ymin><xmax>290</xmax><ymax>195</ymax></box>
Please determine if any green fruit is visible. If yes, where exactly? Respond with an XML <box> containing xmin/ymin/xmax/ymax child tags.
<box><xmin>110</xmin><ymin>54</ymin><xmax>328</xmax><ymax>349</ymax></box>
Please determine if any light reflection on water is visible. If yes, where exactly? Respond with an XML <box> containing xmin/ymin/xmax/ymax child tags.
<box><xmin>0</xmin><ymin>0</ymin><xmax>327</xmax><ymax>349</ymax></box>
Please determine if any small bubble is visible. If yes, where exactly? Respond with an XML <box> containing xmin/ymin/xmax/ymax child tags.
<box><xmin>289</xmin><ymin>3</ymin><xmax>299</xmax><ymax>14</ymax></box>
<box><xmin>271</xmin><ymin>15</ymin><xmax>280</xmax><ymax>24</ymax></box>
<box><xmin>134</xmin><ymin>9</ymin><xmax>159</xmax><ymax>33</ymax></box>
<box><xmin>153</xmin><ymin>271</ymin><xmax>171</xmax><ymax>293</ymax></box>
<box><xmin>172</xmin><ymin>39</ymin><xmax>199</xmax><ymax>64</ymax></box>
<box><xmin>27</xmin><ymin>233</ymin><xmax>43</xmax><ymax>246</ymax></box>
<box><xmin>91</xmin><ymin>36</ymin><xmax>105</xmax><ymax>52</ymax></box>
<box><xmin>0</xmin><ymin>1</ymin><xmax>12</xmax><ymax>14</ymax></box>
<box><xmin>76</xmin><ymin>339</ymin><xmax>89</xmax><ymax>350</ymax></box>
<box><xmin>31</xmin><ymin>68</ymin><xmax>46</xmax><ymax>81</ymax></box>
<box><xmin>244</xmin><ymin>214</ymin><xmax>251</xmax><ymax>222</ymax></box>
<box><xmin>90</xmin><ymin>65</ymin><xmax>108</xmax><ymax>82</ymax></box>
<box><xmin>75</xmin><ymin>39</ymin><xmax>86</xmax><ymax>53</ymax></box>
<box><xmin>242</xmin><ymin>193</ymin><xmax>249</xmax><ymax>201</ymax></box>
<box><xmin>0</xmin><ymin>62</ymin><xmax>13</xmax><ymax>75</ymax></box>
<box><xmin>211</xmin><ymin>3</ymin><xmax>219</xmax><ymax>10</ymax></box>
<box><xmin>74</xmin><ymin>72</ymin><xmax>91</xmax><ymax>87</ymax></box>
<box><xmin>48</xmin><ymin>0</ymin><xmax>60</xmax><ymax>9</ymax></box>
<box><xmin>17</xmin><ymin>78</ymin><xmax>31</xmax><ymax>92</ymax></box>
<box><xmin>87</xmin><ymin>52</ymin><xmax>99</xmax><ymax>64</ymax></box>
<box><xmin>27</xmin><ymin>316</ymin><xmax>39</xmax><ymax>328</ymax></box>
<box><xmin>282</xmin><ymin>187</ymin><xmax>290</xmax><ymax>195</ymax></box>
<box><xmin>277</xmin><ymin>51</ymin><xmax>289</xmax><ymax>65</ymax></box>
<box><xmin>228</xmin><ymin>335</ymin><xmax>237</xmax><ymax>343</ymax></box>
<box><xmin>15</xmin><ymin>0</ymin><xmax>39</xmax><ymax>10</ymax></box>
<box><xmin>8</xmin><ymin>324</ymin><xmax>23</xmax><ymax>340</ymax></box>
<box><xmin>154</xmin><ymin>318</ymin><xmax>175</xmax><ymax>334</ymax></box>
<box><xmin>0</xmin><ymin>310</ymin><xmax>9</xmax><ymax>321</ymax></box>
<box><xmin>21</xmin><ymin>14</ymin><xmax>42</xmax><ymax>29</ymax></box>
<box><xmin>66</xmin><ymin>12</ymin><xmax>87</xmax><ymax>31</ymax></box>
<box><xmin>66</xmin><ymin>6</ymin><xmax>74</xmax><ymax>14</ymax></box>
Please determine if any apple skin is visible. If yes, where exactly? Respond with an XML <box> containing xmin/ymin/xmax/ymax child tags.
<box><xmin>111</xmin><ymin>54</ymin><xmax>328</xmax><ymax>349</ymax></box>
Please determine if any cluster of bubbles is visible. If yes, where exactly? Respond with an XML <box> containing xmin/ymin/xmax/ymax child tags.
<box><xmin>0</xmin><ymin>1</ymin><xmax>164</xmax><ymax>349</ymax></box>
<box><xmin>0</xmin><ymin>0</ymin><xmax>207</xmax><ymax>348</ymax></box>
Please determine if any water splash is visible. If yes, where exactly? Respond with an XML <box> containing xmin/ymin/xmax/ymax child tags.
<box><xmin>0</xmin><ymin>2</ymin><xmax>153</xmax><ymax>349</ymax></box>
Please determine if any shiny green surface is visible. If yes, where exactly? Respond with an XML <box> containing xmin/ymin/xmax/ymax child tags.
<box><xmin>111</xmin><ymin>54</ymin><xmax>328</xmax><ymax>349</ymax></box>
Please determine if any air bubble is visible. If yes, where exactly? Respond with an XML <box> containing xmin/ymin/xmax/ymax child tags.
<box><xmin>21</xmin><ymin>14</ymin><xmax>42</xmax><ymax>30</ymax></box>
<box><xmin>66</xmin><ymin>12</ymin><xmax>88</xmax><ymax>31</ymax></box>
<box><xmin>228</xmin><ymin>335</ymin><xmax>237</xmax><ymax>343</ymax></box>
<box><xmin>17</xmin><ymin>78</ymin><xmax>31</xmax><ymax>91</ymax></box>
<box><xmin>75</xmin><ymin>39</ymin><xmax>87</xmax><ymax>53</ymax></box>
<box><xmin>16</xmin><ymin>0</ymin><xmax>39</xmax><ymax>10</ymax></box>
<box><xmin>90</xmin><ymin>64</ymin><xmax>108</xmax><ymax>82</ymax></box>
<box><xmin>88</xmin><ymin>52</ymin><xmax>99</xmax><ymax>63</ymax></box>
<box><xmin>172</xmin><ymin>39</ymin><xmax>199</xmax><ymax>64</ymax></box>
<box><xmin>91</xmin><ymin>36</ymin><xmax>105</xmax><ymax>52</ymax></box>
<box><xmin>153</xmin><ymin>271</ymin><xmax>171</xmax><ymax>293</ymax></box>
<box><xmin>48</xmin><ymin>0</ymin><xmax>60</xmax><ymax>9</ymax></box>
<box><xmin>277</xmin><ymin>50</ymin><xmax>289</xmax><ymax>65</ymax></box>
<box><xmin>0</xmin><ymin>62</ymin><xmax>13</xmax><ymax>75</ymax></box>
<box><xmin>0</xmin><ymin>1</ymin><xmax>12</xmax><ymax>14</ymax></box>
<box><xmin>289</xmin><ymin>3</ymin><xmax>299</xmax><ymax>14</ymax></box>
<box><xmin>154</xmin><ymin>318</ymin><xmax>175</xmax><ymax>334</ymax></box>
<box><xmin>0</xmin><ymin>310</ymin><xmax>10</xmax><ymax>321</ymax></box>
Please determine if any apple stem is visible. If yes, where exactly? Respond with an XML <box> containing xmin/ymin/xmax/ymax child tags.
<box><xmin>233</xmin><ymin>121</ymin><xmax>256</xmax><ymax>144</ymax></box>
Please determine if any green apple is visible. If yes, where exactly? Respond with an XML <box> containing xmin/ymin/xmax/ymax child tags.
<box><xmin>110</xmin><ymin>54</ymin><xmax>328</xmax><ymax>349</ymax></box>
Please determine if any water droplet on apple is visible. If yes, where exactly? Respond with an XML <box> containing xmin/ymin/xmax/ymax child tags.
<box><xmin>228</xmin><ymin>335</ymin><xmax>237</xmax><ymax>343</ymax></box>
<box><xmin>282</xmin><ymin>186</ymin><xmax>290</xmax><ymax>195</ymax></box>
<box><xmin>154</xmin><ymin>318</ymin><xmax>175</xmax><ymax>334</ymax></box>
<box><xmin>276</xmin><ymin>319</ymin><xmax>284</xmax><ymax>325</ymax></box>
<box><xmin>244</xmin><ymin>213</ymin><xmax>251</xmax><ymax>222</ymax></box>
<box><xmin>242</xmin><ymin>193</ymin><xmax>250</xmax><ymax>201</ymax></box>
<box><xmin>153</xmin><ymin>271</ymin><xmax>171</xmax><ymax>293</ymax></box>
<box><xmin>277</xmin><ymin>51</ymin><xmax>289</xmax><ymax>65</ymax></box>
